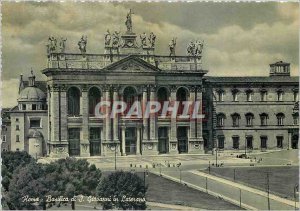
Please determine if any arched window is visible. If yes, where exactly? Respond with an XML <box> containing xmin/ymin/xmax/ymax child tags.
<box><xmin>231</xmin><ymin>113</ymin><xmax>240</xmax><ymax>127</ymax></box>
<box><xmin>245</xmin><ymin>113</ymin><xmax>254</xmax><ymax>126</ymax></box>
<box><xmin>260</xmin><ymin>90</ymin><xmax>267</xmax><ymax>101</ymax></box>
<box><xmin>216</xmin><ymin>89</ymin><xmax>224</xmax><ymax>102</ymax></box>
<box><xmin>277</xmin><ymin>90</ymin><xmax>284</xmax><ymax>101</ymax></box>
<box><xmin>276</xmin><ymin>113</ymin><xmax>285</xmax><ymax>126</ymax></box>
<box><xmin>293</xmin><ymin>112</ymin><xmax>299</xmax><ymax>125</ymax></box>
<box><xmin>124</xmin><ymin>87</ymin><xmax>137</xmax><ymax>114</ymax></box>
<box><xmin>260</xmin><ymin>113</ymin><xmax>268</xmax><ymax>126</ymax></box>
<box><xmin>232</xmin><ymin>89</ymin><xmax>239</xmax><ymax>102</ymax></box>
<box><xmin>157</xmin><ymin>87</ymin><xmax>169</xmax><ymax>115</ymax></box>
<box><xmin>216</xmin><ymin>113</ymin><xmax>226</xmax><ymax>127</ymax></box>
<box><xmin>68</xmin><ymin>87</ymin><xmax>80</xmax><ymax>116</ymax></box>
<box><xmin>89</xmin><ymin>87</ymin><xmax>101</xmax><ymax>116</ymax></box>
<box><xmin>245</xmin><ymin>89</ymin><xmax>253</xmax><ymax>102</ymax></box>
<box><xmin>176</xmin><ymin>87</ymin><xmax>188</xmax><ymax>115</ymax></box>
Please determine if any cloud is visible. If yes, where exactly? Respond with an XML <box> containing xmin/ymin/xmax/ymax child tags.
<box><xmin>1</xmin><ymin>79</ymin><xmax>19</xmax><ymax>108</ymax></box>
<box><xmin>1</xmin><ymin>2</ymin><xmax>299</xmax><ymax>107</ymax></box>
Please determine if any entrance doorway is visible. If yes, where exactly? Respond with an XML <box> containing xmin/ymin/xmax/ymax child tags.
<box><xmin>158</xmin><ymin>127</ymin><xmax>168</xmax><ymax>153</ymax></box>
<box><xmin>292</xmin><ymin>135</ymin><xmax>298</xmax><ymax>149</ymax></box>
<box><xmin>125</xmin><ymin>128</ymin><xmax>136</xmax><ymax>155</ymax></box>
<box><xmin>177</xmin><ymin>127</ymin><xmax>188</xmax><ymax>153</ymax></box>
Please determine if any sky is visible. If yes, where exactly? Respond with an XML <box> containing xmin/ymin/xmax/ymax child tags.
<box><xmin>1</xmin><ymin>1</ymin><xmax>299</xmax><ymax>107</ymax></box>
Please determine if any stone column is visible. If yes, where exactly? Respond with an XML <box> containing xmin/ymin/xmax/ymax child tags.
<box><xmin>49</xmin><ymin>84</ymin><xmax>68</xmax><ymax>158</ymax></box>
<box><xmin>100</xmin><ymin>91</ymin><xmax>106</xmax><ymax>155</ymax></box>
<box><xmin>105</xmin><ymin>85</ymin><xmax>112</xmax><ymax>141</ymax></box>
<box><xmin>80</xmin><ymin>85</ymin><xmax>90</xmax><ymax>157</ymax></box>
<box><xmin>189</xmin><ymin>85</ymin><xmax>204</xmax><ymax>154</ymax></box>
<box><xmin>142</xmin><ymin>85</ymin><xmax>158</xmax><ymax>155</ymax></box>
<box><xmin>142</xmin><ymin>85</ymin><xmax>149</xmax><ymax>141</ymax></box>
<box><xmin>169</xmin><ymin>85</ymin><xmax>178</xmax><ymax>154</ymax></box>
<box><xmin>112</xmin><ymin>85</ymin><xmax>119</xmax><ymax>142</ymax></box>
<box><xmin>136</xmin><ymin>127</ymin><xmax>141</xmax><ymax>155</ymax></box>
<box><xmin>121</xmin><ymin>126</ymin><xmax>126</xmax><ymax>156</ymax></box>
<box><xmin>189</xmin><ymin>86</ymin><xmax>197</xmax><ymax>141</ymax></box>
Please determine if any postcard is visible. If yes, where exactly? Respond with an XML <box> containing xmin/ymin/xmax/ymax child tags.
<box><xmin>1</xmin><ymin>1</ymin><xmax>299</xmax><ymax>210</ymax></box>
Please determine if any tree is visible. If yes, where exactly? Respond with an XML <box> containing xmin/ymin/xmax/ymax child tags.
<box><xmin>4</xmin><ymin>157</ymin><xmax>101</xmax><ymax>210</ymax></box>
<box><xmin>43</xmin><ymin>158</ymin><xmax>102</xmax><ymax>210</ymax></box>
<box><xmin>96</xmin><ymin>171</ymin><xmax>147</xmax><ymax>210</ymax></box>
<box><xmin>1</xmin><ymin>151</ymin><xmax>34</xmax><ymax>191</ymax></box>
<box><xmin>6</xmin><ymin>162</ymin><xmax>48</xmax><ymax>210</ymax></box>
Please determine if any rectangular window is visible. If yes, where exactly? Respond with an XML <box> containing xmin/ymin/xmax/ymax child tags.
<box><xmin>22</xmin><ymin>104</ymin><xmax>26</xmax><ymax>110</ymax></box>
<box><xmin>16</xmin><ymin>118</ymin><xmax>19</xmax><ymax>122</ymax></box>
<box><xmin>277</xmin><ymin>136</ymin><xmax>283</xmax><ymax>148</ymax></box>
<box><xmin>246</xmin><ymin>136</ymin><xmax>253</xmax><ymax>149</ymax></box>
<box><xmin>32</xmin><ymin>104</ymin><xmax>37</xmax><ymax>110</ymax></box>
<box><xmin>16</xmin><ymin>135</ymin><xmax>20</xmax><ymax>142</ymax></box>
<box><xmin>232</xmin><ymin>136</ymin><xmax>239</xmax><ymax>149</ymax></box>
<box><xmin>30</xmin><ymin>119</ymin><xmax>41</xmax><ymax>128</ymax></box>
<box><xmin>89</xmin><ymin>127</ymin><xmax>101</xmax><ymax>140</ymax></box>
<box><xmin>246</xmin><ymin>117</ymin><xmax>253</xmax><ymax>126</ymax></box>
<box><xmin>68</xmin><ymin>128</ymin><xmax>80</xmax><ymax>156</ymax></box>
<box><xmin>16</xmin><ymin>125</ymin><xmax>20</xmax><ymax>131</ymax></box>
<box><xmin>2</xmin><ymin>135</ymin><xmax>6</xmax><ymax>142</ymax></box>
<box><xmin>218</xmin><ymin>136</ymin><xmax>225</xmax><ymax>149</ymax></box>
<box><xmin>261</xmin><ymin>136</ymin><xmax>267</xmax><ymax>149</ymax></box>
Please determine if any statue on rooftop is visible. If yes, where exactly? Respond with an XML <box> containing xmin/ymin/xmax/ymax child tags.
<box><xmin>187</xmin><ymin>41</ymin><xmax>196</xmax><ymax>56</ymax></box>
<box><xmin>112</xmin><ymin>31</ymin><xmax>120</xmax><ymax>47</ymax></box>
<box><xmin>78</xmin><ymin>35</ymin><xmax>87</xmax><ymax>54</ymax></box>
<box><xmin>148</xmin><ymin>32</ymin><xmax>156</xmax><ymax>48</ymax></box>
<box><xmin>140</xmin><ymin>32</ymin><xmax>147</xmax><ymax>47</ymax></box>
<box><xmin>104</xmin><ymin>29</ymin><xmax>111</xmax><ymax>47</ymax></box>
<box><xmin>195</xmin><ymin>40</ymin><xmax>204</xmax><ymax>57</ymax></box>
<box><xmin>59</xmin><ymin>37</ymin><xmax>67</xmax><ymax>53</ymax></box>
<box><xmin>169</xmin><ymin>37</ymin><xmax>177</xmax><ymax>56</ymax></box>
<box><xmin>125</xmin><ymin>9</ymin><xmax>134</xmax><ymax>33</ymax></box>
<box><xmin>46</xmin><ymin>36</ymin><xmax>57</xmax><ymax>54</ymax></box>
<box><xmin>187</xmin><ymin>40</ymin><xmax>204</xmax><ymax>57</ymax></box>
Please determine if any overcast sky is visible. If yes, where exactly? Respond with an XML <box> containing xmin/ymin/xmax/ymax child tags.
<box><xmin>1</xmin><ymin>1</ymin><xmax>299</xmax><ymax>107</ymax></box>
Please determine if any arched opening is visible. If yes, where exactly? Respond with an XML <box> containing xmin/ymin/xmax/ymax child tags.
<box><xmin>216</xmin><ymin>113</ymin><xmax>226</xmax><ymax>127</ymax></box>
<box><xmin>292</xmin><ymin>135</ymin><xmax>298</xmax><ymax>149</ymax></box>
<box><xmin>276</xmin><ymin>113</ymin><xmax>285</xmax><ymax>126</ymax></box>
<box><xmin>89</xmin><ymin>87</ymin><xmax>101</xmax><ymax>116</ymax></box>
<box><xmin>123</xmin><ymin>87</ymin><xmax>137</xmax><ymax>114</ymax></box>
<box><xmin>176</xmin><ymin>87</ymin><xmax>188</xmax><ymax>116</ymax></box>
<box><xmin>157</xmin><ymin>87</ymin><xmax>169</xmax><ymax>115</ymax></box>
<box><xmin>231</xmin><ymin>113</ymin><xmax>240</xmax><ymax>127</ymax></box>
<box><xmin>68</xmin><ymin>87</ymin><xmax>80</xmax><ymax>116</ymax></box>
<box><xmin>245</xmin><ymin>113</ymin><xmax>254</xmax><ymax>127</ymax></box>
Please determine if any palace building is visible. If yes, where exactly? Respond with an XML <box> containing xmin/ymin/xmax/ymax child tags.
<box><xmin>2</xmin><ymin>13</ymin><xmax>299</xmax><ymax>158</ymax></box>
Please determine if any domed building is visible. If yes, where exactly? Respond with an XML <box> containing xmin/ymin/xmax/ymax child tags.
<box><xmin>7</xmin><ymin>72</ymin><xmax>48</xmax><ymax>158</ymax></box>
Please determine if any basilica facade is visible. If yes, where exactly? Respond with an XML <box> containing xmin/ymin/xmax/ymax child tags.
<box><xmin>2</xmin><ymin>14</ymin><xmax>298</xmax><ymax>158</ymax></box>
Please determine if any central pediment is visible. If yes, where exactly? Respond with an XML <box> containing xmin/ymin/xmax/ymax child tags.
<box><xmin>104</xmin><ymin>55</ymin><xmax>160</xmax><ymax>73</ymax></box>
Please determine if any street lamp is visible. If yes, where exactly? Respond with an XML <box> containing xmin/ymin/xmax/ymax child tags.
<box><xmin>144</xmin><ymin>170</ymin><xmax>149</xmax><ymax>188</ymax></box>
<box><xmin>111</xmin><ymin>143</ymin><xmax>117</xmax><ymax>170</ymax></box>
<box><xmin>245</xmin><ymin>136</ymin><xmax>247</xmax><ymax>158</ymax></box>
<box><xmin>215</xmin><ymin>148</ymin><xmax>218</xmax><ymax>167</ymax></box>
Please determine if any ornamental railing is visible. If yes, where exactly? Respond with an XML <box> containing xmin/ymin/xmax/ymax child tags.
<box><xmin>47</xmin><ymin>53</ymin><xmax>204</xmax><ymax>72</ymax></box>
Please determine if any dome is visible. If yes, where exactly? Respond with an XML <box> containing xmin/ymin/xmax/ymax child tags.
<box><xmin>19</xmin><ymin>86</ymin><xmax>46</xmax><ymax>102</ymax></box>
